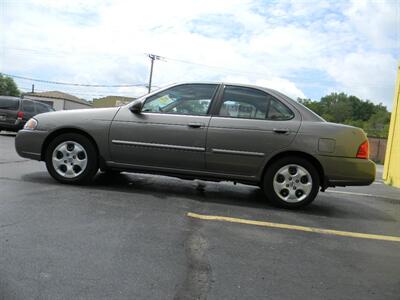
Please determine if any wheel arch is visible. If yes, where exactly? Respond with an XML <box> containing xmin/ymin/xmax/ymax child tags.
<box><xmin>41</xmin><ymin>128</ymin><xmax>101</xmax><ymax>164</ymax></box>
<box><xmin>261</xmin><ymin>151</ymin><xmax>327</xmax><ymax>189</ymax></box>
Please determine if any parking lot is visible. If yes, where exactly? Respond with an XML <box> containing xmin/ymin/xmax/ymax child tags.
<box><xmin>0</xmin><ymin>132</ymin><xmax>399</xmax><ymax>300</ymax></box>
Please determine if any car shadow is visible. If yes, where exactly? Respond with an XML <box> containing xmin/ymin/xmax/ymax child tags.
<box><xmin>89</xmin><ymin>172</ymin><xmax>397</xmax><ymax>222</ymax></box>
<box><xmin>20</xmin><ymin>171</ymin><xmax>396</xmax><ymax>222</ymax></box>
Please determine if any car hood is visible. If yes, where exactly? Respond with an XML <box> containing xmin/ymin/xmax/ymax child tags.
<box><xmin>34</xmin><ymin>107</ymin><xmax>120</xmax><ymax>131</ymax></box>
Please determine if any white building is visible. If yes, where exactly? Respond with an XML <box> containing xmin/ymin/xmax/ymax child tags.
<box><xmin>24</xmin><ymin>91</ymin><xmax>92</xmax><ymax>111</ymax></box>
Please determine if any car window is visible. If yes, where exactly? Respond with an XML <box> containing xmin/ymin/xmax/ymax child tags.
<box><xmin>22</xmin><ymin>100</ymin><xmax>35</xmax><ymax>113</ymax></box>
<box><xmin>35</xmin><ymin>102</ymin><xmax>51</xmax><ymax>113</ymax></box>
<box><xmin>218</xmin><ymin>86</ymin><xmax>294</xmax><ymax>120</ymax></box>
<box><xmin>267</xmin><ymin>98</ymin><xmax>294</xmax><ymax>120</ymax></box>
<box><xmin>0</xmin><ymin>98</ymin><xmax>19</xmax><ymax>110</ymax></box>
<box><xmin>218</xmin><ymin>86</ymin><xmax>270</xmax><ymax>119</ymax></box>
<box><xmin>142</xmin><ymin>84</ymin><xmax>217</xmax><ymax>115</ymax></box>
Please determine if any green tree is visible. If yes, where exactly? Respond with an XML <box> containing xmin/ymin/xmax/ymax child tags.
<box><xmin>297</xmin><ymin>92</ymin><xmax>391</xmax><ymax>138</ymax></box>
<box><xmin>0</xmin><ymin>74</ymin><xmax>20</xmax><ymax>96</ymax></box>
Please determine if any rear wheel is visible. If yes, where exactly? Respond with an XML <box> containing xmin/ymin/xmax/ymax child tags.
<box><xmin>263</xmin><ymin>156</ymin><xmax>320</xmax><ymax>208</ymax></box>
<box><xmin>45</xmin><ymin>133</ymin><xmax>98</xmax><ymax>184</ymax></box>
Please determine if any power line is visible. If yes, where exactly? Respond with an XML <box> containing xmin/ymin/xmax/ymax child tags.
<box><xmin>2</xmin><ymin>73</ymin><xmax>147</xmax><ymax>88</ymax></box>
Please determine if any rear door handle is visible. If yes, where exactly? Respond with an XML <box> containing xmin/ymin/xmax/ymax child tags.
<box><xmin>273</xmin><ymin>128</ymin><xmax>289</xmax><ymax>134</ymax></box>
<box><xmin>187</xmin><ymin>122</ymin><xmax>204</xmax><ymax>128</ymax></box>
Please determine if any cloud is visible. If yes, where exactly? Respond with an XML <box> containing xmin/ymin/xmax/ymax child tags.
<box><xmin>1</xmin><ymin>0</ymin><xmax>398</xmax><ymax>108</ymax></box>
<box><xmin>221</xmin><ymin>75</ymin><xmax>305</xmax><ymax>99</ymax></box>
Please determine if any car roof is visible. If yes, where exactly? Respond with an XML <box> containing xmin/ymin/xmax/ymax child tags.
<box><xmin>0</xmin><ymin>95</ymin><xmax>21</xmax><ymax>100</ymax></box>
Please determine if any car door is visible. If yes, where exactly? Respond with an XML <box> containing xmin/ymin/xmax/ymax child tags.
<box><xmin>109</xmin><ymin>83</ymin><xmax>219</xmax><ymax>171</ymax></box>
<box><xmin>206</xmin><ymin>85</ymin><xmax>301</xmax><ymax>177</ymax></box>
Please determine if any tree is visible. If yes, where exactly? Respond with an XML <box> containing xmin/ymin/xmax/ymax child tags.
<box><xmin>0</xmin><ymin>74</ymin><xmax>20</xmax><ymax>96</ymax></box>
<box><xmin>297</xmin><ymin>92</ymin><xmax>391</xmax><ymax>138</ymax></box>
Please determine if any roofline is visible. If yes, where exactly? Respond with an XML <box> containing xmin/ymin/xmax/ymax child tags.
<box><xmin>23</xmin><ymin>93</ymin><xmax>92</xmax><ymax>106</ymax></box>
<box><xmin>142</xmin><ymin>82</ymin><xmax>324</xmax><ymax>122</ymax></box>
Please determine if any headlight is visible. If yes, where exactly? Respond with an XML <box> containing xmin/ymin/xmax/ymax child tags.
<box><xmin>24</xmin><ymin>118</ymin><xmax>38</xmax><ymax>130</ymax></box>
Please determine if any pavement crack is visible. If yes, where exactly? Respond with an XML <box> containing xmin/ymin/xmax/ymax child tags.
<box><xmin>0</xmin><ymin>221</ymin><xmax>19</xmax><ymax>229</ymax></box>
<box><xmin>174</xmin><ymin>219</ymin><xmax>212</xmax><ymax>300</ymax></box>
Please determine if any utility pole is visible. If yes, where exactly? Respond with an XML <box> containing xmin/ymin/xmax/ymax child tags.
<box><xmin>147</xmin><ymin>54</ymin><xmax>162</xmax><ymax>93</ymax></box>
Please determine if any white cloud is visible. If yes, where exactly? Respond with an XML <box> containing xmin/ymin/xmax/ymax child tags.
<box><xmin>323</xmin><ymin>50</ymin><xmax>398</xmax><ymax>104</ymax></box>
<box><xmin>221</xmin><ymin>75</ymin><xmax>305</xmax><ymax>99</ymax></box>
<box><xmin>0</xmin><ymin>0</ymin><xmax>398</xmax><ymax>108</ymax></box>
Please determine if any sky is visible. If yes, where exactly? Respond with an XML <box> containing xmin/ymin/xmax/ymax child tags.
<box><xmin>0</xmin><ymin>0</ymin><xmax>399</xmax><ymax>109</ymax></box>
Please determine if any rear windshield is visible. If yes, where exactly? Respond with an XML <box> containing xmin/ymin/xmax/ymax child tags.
<box><xmin>0</xmin><ymin>98</ymin><xmax>19</xmax><ymax>110</ymax></box>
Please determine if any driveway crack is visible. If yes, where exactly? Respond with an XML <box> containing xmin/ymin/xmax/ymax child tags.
<box><xmin>174</xmin><ymin>218</ymin><xmax>212</xmax><ymax>300</ymax></box>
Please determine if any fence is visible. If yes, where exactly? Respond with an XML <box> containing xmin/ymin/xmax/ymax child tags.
<box><xmin>368</xmin><ymin>137</ymin><xmax>387</xmax><ymax>164</ymax></box>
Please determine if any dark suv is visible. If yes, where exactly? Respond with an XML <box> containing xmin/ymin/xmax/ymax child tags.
<box><xmin>0</xmin><ymin>96</ymin><xmax>54</xmax><ymax>132</ymax></box>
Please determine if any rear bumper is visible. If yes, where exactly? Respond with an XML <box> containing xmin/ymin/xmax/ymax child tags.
<box><xmin>0</xmin><ymin>120</ymin><xmax>24</xmax><ymax>132</ymax></box>
<box><xmin>15</xmin><ymin>129</ymin><xmax>49</xmax><ymax>161</ymax></box>
<box><xmin>317</xmin><ymin>155</ymin><xmax>376</xmax><ymax>187</ymax></box>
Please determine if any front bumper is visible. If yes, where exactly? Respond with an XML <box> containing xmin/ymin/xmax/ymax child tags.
<box><xmin>317</xmin><ymin>155</ymin><xmax>376</xmax><ymax>187</ymax></box>
<box><xmin>15</xmin><ymin>129</ymin><xmax>49</xmax><ymax>161</ymax></box>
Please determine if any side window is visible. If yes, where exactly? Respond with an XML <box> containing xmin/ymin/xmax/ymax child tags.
<box><xmin>22</xmin><ymin>100</ymin><xmax>35</xmax><ymax>113</ymax></box>
<box><xmin>218</xmin><ymin>86</ymin><xmax>294</xmax><ymax>120</ymax></box>
<box><xmin>142</xmin><ymin>84</ymin><xmax>217</xmax><ymax>115</ymax></box>
<box><xmin>267</xmin><ymin>98</ymin><xmax>294</xmax><ymax>120</ymax></box>
<box><xmin>218</xmin><ymin>86</ymin><xmax>270</xmax><ymax>119</ymax></box>
<box><xmin>35</xmin><ymin>102</ymin><xmax>50</xmax><ymax>113</ymax></box>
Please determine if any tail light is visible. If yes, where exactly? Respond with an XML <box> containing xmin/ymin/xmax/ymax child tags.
<box><xmin>17</xmin><ymin>111</ymin><xmax>24</xmax><ymax>120</ymax></box>
<box><xmin>356</xmin><ymin>140</ymin><xmax>369</xmax><ymax>159</ymax></box>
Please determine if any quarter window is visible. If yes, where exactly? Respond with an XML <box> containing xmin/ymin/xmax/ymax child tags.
<box><xmin>218</xmin><ymin>86</ymin><xmax>294</xmax><ymax>120</ymax></box>
<box><xmin>267</xmin><ymin>97</ymin><xmax>294</xmax><ymax>120</ymax></box>
<box><xmin>142</xmin><ymin>84</ymin><xmax>217</xmax><ymax>115</ymax></box>
<box><xmin>22</xmin><ymin>100</ymin><xmax>35</xmax><ymax>113</ymax></box>
<box><xmin>35</xmin><ymin>102</ymin><xmax>51</xmax><ymax>113</ymax></box>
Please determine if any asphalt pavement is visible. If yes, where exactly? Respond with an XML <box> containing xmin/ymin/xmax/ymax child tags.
<box><xmin>0</xmin><ymin>132</ymin><xmax>399</xmax><ymax>300</ymax></box>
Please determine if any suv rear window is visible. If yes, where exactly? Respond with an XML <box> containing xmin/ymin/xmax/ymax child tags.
<box><xmin>0</xmin><ymin>98</ymin><xmax>19</xmax><ymax>110</ymax></box>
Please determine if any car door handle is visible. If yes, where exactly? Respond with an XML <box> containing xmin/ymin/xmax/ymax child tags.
<box><xmin>273</xmin><ymin>128</ymin><xmax>289</xmax><ymax>134</ymax></box>
<box><xmin>187</xmin><ymin>122</ymin><xmax>204</xmax><ymax>128</ymax></box>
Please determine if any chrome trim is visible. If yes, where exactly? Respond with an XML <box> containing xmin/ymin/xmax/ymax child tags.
<box><xmin>212</xmin><ymin>148</ymin><xmax>265</xmax><ymax>157</ymax></box>
<box><xmin>112</xmin><ymin>139</ymin><xmax>205</xmax><ymax>152</ymax></box>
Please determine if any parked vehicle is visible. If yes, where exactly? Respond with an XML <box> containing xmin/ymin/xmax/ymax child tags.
<box><xmin>15</xmin><ymin>83</ymin><xmax>375</xmax><ymax>208</ymax></box>
<box><xmin>0</xmin><ymin>96</ymin><xmax>54</xmax><ymax>132</ymax></box>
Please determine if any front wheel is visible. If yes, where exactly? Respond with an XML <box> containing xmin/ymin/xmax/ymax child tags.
<box><xmin>263</xmin><ymin>156</ymin><xmax>320</xmax><ymax>208</ymax></box>
<box><xmin>45</xmin><ymin>133</ymin><xmax>99</xmax><ymax>184</ymax></box>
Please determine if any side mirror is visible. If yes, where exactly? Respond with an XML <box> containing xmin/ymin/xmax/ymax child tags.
<box><xmin>129</xmin><ymin>101</ymin><xmax>142</xmax><ymax>113</ymax></box>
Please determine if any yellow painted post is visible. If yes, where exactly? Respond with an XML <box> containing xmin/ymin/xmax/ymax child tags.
<box><xmin>383</xmin><ymin>64</ymin><xmax>400</xmax><ymax>187</ymax></box>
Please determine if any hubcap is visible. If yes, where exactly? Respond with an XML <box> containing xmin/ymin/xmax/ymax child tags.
<box><xmin>52</xmin><ymin>141</ymin><xmax>88</xmax><ymax>178</ymax></box>
<box><xmin>273</xmin><ymin>164</ymin><xmax>312</xmax><ymax>203</ymax></box>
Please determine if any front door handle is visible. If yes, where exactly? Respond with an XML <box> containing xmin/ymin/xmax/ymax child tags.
<box><xmin>273</xmin><ymin>128</ymin><xmax>289</xmax><ymax>134</ymax></box>
<box><xmin>187</xmin><ymin>122</ymin><xmax>204</xmax><ymax>128</ymax></box>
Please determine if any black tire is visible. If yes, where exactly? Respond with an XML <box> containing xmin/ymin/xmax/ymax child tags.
<box><xmin>263</xmin><ymin>156</ymin><xmax>320</xmax><ymax>209</ymax></box>
<box><xmin>45</xmin><ymin>133</ymin><xmax>99</xmax><ymax>184</ymax></box>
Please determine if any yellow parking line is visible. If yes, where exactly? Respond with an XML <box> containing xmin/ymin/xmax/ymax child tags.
<box><xmin>187</xmin><ymin>212</ymin><xmax>400</xmax><ymax>242</ymax></box>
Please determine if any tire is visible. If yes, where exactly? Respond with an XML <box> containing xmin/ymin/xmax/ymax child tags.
<box><xmin>45</xmin><ymin>133</ymin><xmax>99</xmax><ymax>184</ymax></box>
<box><xmin>263</xmin><ymin>156</ymin><xmax>320</xmax><ymax>209</ymax></box>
